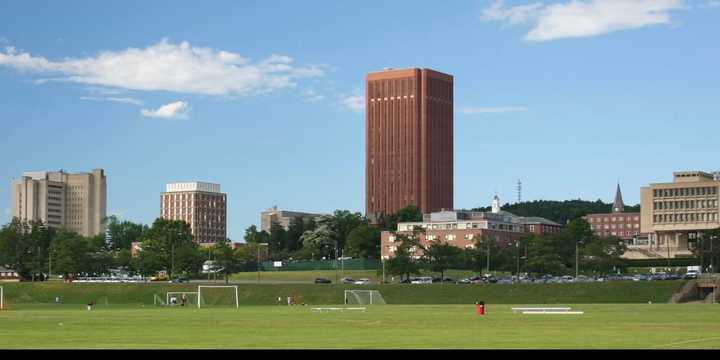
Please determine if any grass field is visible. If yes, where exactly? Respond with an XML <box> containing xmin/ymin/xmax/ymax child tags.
<box><xmin>1</xmin><ymin>303</ymin><xmax>719</xmax><ymax>349</ymax></box>
<box><xmin>1</xmin><ymin>281</ymin><xmax>686</xmax><ymax>305</ymax></box>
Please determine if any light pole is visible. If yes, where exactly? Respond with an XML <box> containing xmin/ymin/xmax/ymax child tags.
<box><xmin>576</xmin><ymin>238</ymin><xmax>584</xmax><ymax>279</ymax></box>
<box><xmin>516</xmin><ymin>240</ymin><xmax>520</xmax><ymax>282</ymax></box>
<box><xmin>257</xmin><ymin>243</ymin><xmax>268</xmax><ymax>284</ymax></box>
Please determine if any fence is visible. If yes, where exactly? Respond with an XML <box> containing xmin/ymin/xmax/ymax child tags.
<box><xmin>261</xmin><ymin>259</ymin><xmax>380</xmax><ymax>272</ymax></box>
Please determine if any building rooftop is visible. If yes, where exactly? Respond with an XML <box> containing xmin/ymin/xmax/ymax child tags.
<box><xmin>165</xmin><ymin>182</ymin><xmax>222</xmax><ymax>193</ymax></box>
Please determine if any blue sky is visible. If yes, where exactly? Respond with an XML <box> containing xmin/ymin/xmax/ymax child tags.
<box><xmin>1</xmin><ymin>0</ymin><xmax>719</xmax><ymax>241</ymax></box>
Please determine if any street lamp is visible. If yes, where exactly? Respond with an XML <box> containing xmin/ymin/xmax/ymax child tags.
<box><xmin>257</xmin><ymin>243</ymin><xmax>269</xmax><ymax>284</ymax></box>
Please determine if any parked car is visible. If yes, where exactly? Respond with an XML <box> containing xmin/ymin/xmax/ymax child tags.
<box><xmin>169</xmin><ymin>276</ymin><xmax>188</xmax><ymax>283</ymax></box>
<box><xmin>314</xmin><ymin>278</ymin><xmax>332</xmax><ymax>284</ymax></box>
<box><xmin>354</xmin><ymin>278</ymin><xmax>371</xmax><ymax>285</ymax></box>
<box><xmin>341</xmin><ymin>277</ymin><xmax>356</xmax><ymax>284</ymax></box>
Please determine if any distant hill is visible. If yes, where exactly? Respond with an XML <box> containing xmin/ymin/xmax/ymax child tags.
<box><xmin>469</xmin><ymin>199</ymin><xmax>641</xmax><ymax>225</ymax></box>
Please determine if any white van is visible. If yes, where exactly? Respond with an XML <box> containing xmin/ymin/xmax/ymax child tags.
<box><xmin>411</xmin><ymin>277</ymin><xmax>433</xmax><ymax>284</ymax></box>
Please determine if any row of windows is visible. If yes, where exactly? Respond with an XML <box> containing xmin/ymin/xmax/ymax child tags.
<box><xmin>592</xmin><ymin>224</ymin><xmax>640</xmax><ymax>230</ymax></box>
<box><xmin>368</xmin><ymin>78</ymin><xmax>416</xmax><ymax>99</ymax></box>
<box><xmin>164</xmin><ymin>194</ymin><xmax>226</xmax><ymax>201</ymax></box>
<box><xmin>588</xmin><ymin>216</ymin><xmax>640</xmax><ymax>223</ymax></box>
<box><xmin>597</xmin><ymin>231</ymin><xmax>640</xmax><ymax>237</ymax></box>
<box><xmin>653</xmin><ymin>187</ymin><xmax>718</xmax><ymax>198</ymax></box>
<box><xmin>653</xmin><ymin>200</ymin><xmax>718</xmax><ymax>210</ymax></box>
<box><xmin>653</xmin><ymin>213</ymin><xmax>718</xmax><ymax>223</ymax></box>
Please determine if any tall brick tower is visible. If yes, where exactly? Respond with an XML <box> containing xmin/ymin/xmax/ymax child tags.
<box><xmin>365</xmin><ymin>68</ymin><xmax>453</xmax><ymax>221</ymax></box>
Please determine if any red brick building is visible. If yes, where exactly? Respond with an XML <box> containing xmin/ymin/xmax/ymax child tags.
<box><xmin>584</xmin><ymin>184</ymin><xmax>642</xmax><ymax>241</ymax></box>
<box><xmin>160</xmin><ymin>182</ymin><xmax>227</xmax><ymax>245</ymax></box>
<box><xmin>366</xmin><ymin>68</ymin><xmax>453</xmax><ymax>221</ymax></box>
<box><xmin>381</xmin><ymin>196</ymin><xmax>562</xmax><ymax>259</ymax></box>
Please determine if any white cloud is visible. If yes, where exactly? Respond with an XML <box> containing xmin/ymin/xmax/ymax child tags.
<box><xmin>141</xmin><ymin>101</ymin><xmax>190</xmax><ymax>119</ymax></box>
<box><xmin>0</xmin><ymin>39</ymin><xmax>326</xmax><ymax>96</ymax></box>
<box><xmin>301</xmin><ymin>88</ymin><xmax>325</xmax><ymax>102</ymax></box>
<box><xmin>481</xmin><ymin>0</ymin><xmax>686</xmax><ymax>41</ymax></box>
<box><xmin>80</xmin><ymin>96</ymin><xmax>143</xmax><ymax>105</ymax></box>
<box><xmin>339</xmin><ymin>95</ymin><xmax>364</xmax><ymax>112</ymax></box>
<box><xmin>458</xmin><ymin>106</ymin><xmax>528</xmax><ymax>114</ymax></box>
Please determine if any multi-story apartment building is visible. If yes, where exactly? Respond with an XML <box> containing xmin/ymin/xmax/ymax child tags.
<box><xmin>584</xmin><ymin>184</ymin><xmax>643</xmax><ymax>241</ymax></box>
<box><xmin>160</xmin><ymin>182</ymin><xmax>226</xmax><ymax>246</ymax></box>
<box><xmin>380</xmin><ymin>196</ymin><xmax>561</xmax><ymax>260</ymax></box>
<box><xmin>366</xmin><ymin>68</ymin><xmax>453</xmax><ymax>222</ymax></box>
<box><xmin>260</xmin><ymin>206</ymin><xmax>326</xmax><ymax>233</ymax></box>
<box><xmin>10</xmin><ymin>169</ymin><xmax>106</xmax><ymax>237</ymax></box>
<box><xmin>638</xmin><ymin>171</ymin><xmax>720</xmax><ymax>258</ymax></box>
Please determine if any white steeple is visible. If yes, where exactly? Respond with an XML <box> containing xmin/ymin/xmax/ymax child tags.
<box><xmin>491</xmin><ymin>194</ymin><xmax>501</xmax><ymax>214</ymax></box>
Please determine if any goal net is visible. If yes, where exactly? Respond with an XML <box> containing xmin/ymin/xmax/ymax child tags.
<box><xmin>198</xmin><ymin>286</ymin><xmax>239</xmax><ymax>308</ymax></box>
<box><xmin>166</xmin><ymin>292</ymin><xmax>199</xmax><ymax>307</ymax></box>
<box><xmin>344</xmin><ymin>290</ymin><xmax>386</xmax><ymax>305</ymax></box>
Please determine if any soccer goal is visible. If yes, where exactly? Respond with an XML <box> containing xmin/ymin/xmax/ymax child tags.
<box><xmin>197</xmin><ymin>285</ymin><xmax>239</xmax><ymax>308</ymax></box>
<box><xmin>0</xmin><ymin>286</ymin><xmax>4</xmax><ymax>310</ymax></box>
<box><xmin>344</xmin><ymin>290</ymin><xmax>386</xmax><ymax>305</ymax></box>
<box><xmin>166</xmin><ymin>291</ymin><xmax>199</xmax><ymax>306</ymax></box>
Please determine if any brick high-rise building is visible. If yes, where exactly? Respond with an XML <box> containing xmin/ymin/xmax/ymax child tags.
<box><xmin>160</xmin><ymin>182</ymin><xmax>226</xmax><ymax>245</ymax></box>
<box><xmin>365</xmin><ymin>68</ymin><xmax>453</xmax><ymax>221</ymax></box>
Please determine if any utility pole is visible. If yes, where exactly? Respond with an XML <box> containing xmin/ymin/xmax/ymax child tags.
<box><xmin>335</xmin><ymin>241</ymin><xmax>339</xmax><ymax>284</ymax></box>
<box><xmin>516</xmin><ymin>241</ymin><xmax>520</xmax><ymax>282</ymax></box>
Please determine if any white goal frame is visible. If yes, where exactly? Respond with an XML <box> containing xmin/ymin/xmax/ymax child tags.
<box><xmin>197</xmin><ymin>285</ymin><xmax>239</xmax><ymax>308</ymax></box>
<box><xmin>0</xmin><ymin>286</ymin><xmax>3</xmax><ymax>310</ymax></box>
<box><xmin>344</xmin><ymin>290</ymin><xmax>385</xmax><ymax>305</ymax></box>
<box><xmin>166</xmin><ymin>291</ymin><xmax>199</xmax><ymax>306</ymax></box>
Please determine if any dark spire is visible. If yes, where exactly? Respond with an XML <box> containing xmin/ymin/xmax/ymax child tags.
<box><xmin>612</xmin><ymin>183</ymin><xmax>624</xmax><ymax>213</ymax></box>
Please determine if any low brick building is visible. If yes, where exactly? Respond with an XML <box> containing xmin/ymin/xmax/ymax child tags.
<box><xmin>381</xmin><ymin>196</ymin><xmax>561</xmax><ymax>259</ymax></box>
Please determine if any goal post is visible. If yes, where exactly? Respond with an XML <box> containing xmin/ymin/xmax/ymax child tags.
<box><xmin>344</xmin><ymin>290</ymin><xmax>386</xmax><ymax>305</ymax></box>
<box><xmin>0</xmin><ymin>286</ymin><xmax>3</xmax><ymax>310</ymax></box>
<box><xmin>197</xmin><ymin>285</ymin><xmax>239</xmax><ymax>308</ymax></box>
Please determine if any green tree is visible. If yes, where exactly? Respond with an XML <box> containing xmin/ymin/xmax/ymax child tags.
<box><xmin>105</xmin><ymin>215</ymin><xmax>148</xmax><ymax>250</ymax></box>
<box><xmin>423</xmin><ymin>241</ymin><xmax>462</xmax><ymax>280</ymax></box>
<box><xmin>210</xmin><ymin>241</ymin><xmax>242</xmax><ymax>283</ymax></box>
<box><xmin>345</xmin><ymin>224</ymin><xmax>381</xmax><ymax>259</ymax></box>
<box><xmin>385</xmin><ymin>226</ymin><xmax>425</xmax><ymax>282</ymax></box>
<box><xmin>243</xmin><ymin>225</ymin><xmax>270</xmax><ymax>244</ymax></box>
<box><xmin>0</xmin><ymin>218</ymin><xmax>40</xmax><ymax>281</ymax></box>
<box><xmin>583</xmin><ymin>235</ymin><xmax>627</xmax><ymax>274</ymax></box>
<box><xmin>136</xmin><ymin>218</ymin><xmax>195</xmax><ymax>278</ymax></box>
<box><xmin>299</xmin><ymin>219</ymin><xmax>338</xmax><ymax>260</ymax></box>
<box><xmin>382</xmin><ymin>205</ymin><xmax>422</xmax><ymax>231</ymax></box>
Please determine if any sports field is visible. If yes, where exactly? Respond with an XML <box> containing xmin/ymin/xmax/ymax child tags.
<box><xmin>1</xmin><ymin>303</ymin><xmax>719</xmax><ymax>349</ymax></box>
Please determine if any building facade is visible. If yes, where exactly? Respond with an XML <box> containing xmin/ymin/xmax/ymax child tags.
<box><xmin>584</xmin><ymin>184</ymin><xmax>642</xmax><ymax>241</ymax></box>
<box><xmin>638</xmin><ymin>171</ymin><xmax>720</xmax><ymax>258</ymax></box>
<box><xmin>260</xmin><ymin>206</ymin><xmax>326</xmax><ymax>233</ymax></box>
<box><xmin>380</xmin><ymin>196</ymin><xmax>561</xmax><ymax>260</ymax></box>
<box><xmin>10</xmin><ymin>169</ymin><xmax>106</xmax><ymax>237</ymax></box>
<box><xmin>366</xmin><ymin>68</ymin><xmax>453</xmax><ymax>221</ymax></box>
<box><xmin>160</xmin><ymin>182</ymin><xmax>226</xmax><ymax>245</ymax></box>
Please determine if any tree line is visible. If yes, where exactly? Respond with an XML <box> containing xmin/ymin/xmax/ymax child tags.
<box><xmin>385</xmin><ymin>218</ymin><xmax>632</xmax><ymax>281</ymax></box>
<box><xmin>0</xmin><ymin>216</ymin><xmax>261</xmax><ymax>282</ymax></box>
<box><xmin>241</xmin><ymin>206</ymin><xmax>425</xmax><ymax>262</ymax></box>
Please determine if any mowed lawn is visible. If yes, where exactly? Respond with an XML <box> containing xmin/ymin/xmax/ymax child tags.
<box><xmin>1</xmin><ymin>304</ymin><xmax>719</xmax><ymax>349</ymax></box>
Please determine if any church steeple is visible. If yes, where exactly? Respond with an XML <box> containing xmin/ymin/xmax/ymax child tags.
<box><xmin>612</xmin><ymin>183</ymin><xmax>625</xmax><ymax>213</ymax></box>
